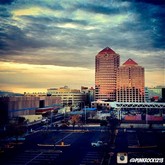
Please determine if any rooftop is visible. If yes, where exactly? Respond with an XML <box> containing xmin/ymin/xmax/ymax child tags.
<box><xmin>123</xmin><ymin>58</ymin><xmax>138</xmax><ymax>65</ymax></box>
<box><xmin>98</xmin><ymin>47</ymin><xmax>116</xmax><ymax>54</ymax></box>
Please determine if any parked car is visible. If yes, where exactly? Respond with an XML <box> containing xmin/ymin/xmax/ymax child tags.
<box><xmin>0</xmin><ymin>147</ymin><xmax>4</xmax><ymax>154</ymax></box>
<box><xmin>91</xmin><ymin>141</ymin><xmax>107</xmax><ymax>147</ymax></box>
<box><xmin>10</xmin><ymin>137</ymin><xmax>26</xmax><ymax>141</ymax></box>
<box><xmin>41</xmin><ymin>118</ymin><xmax>49</xmax><ymax>124</ymax></box>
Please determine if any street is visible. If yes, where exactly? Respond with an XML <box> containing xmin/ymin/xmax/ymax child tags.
<box><xmin>0</xmin><ymin>125</ymin><xmax>110</xmax><ymax>165</ymax></box>
<box><xmin>108</xmin><ymin>128</ymin><xmax>165</xmax><ymax>165</ymax></box>
<box><xmin>1</xmin><ymin>123</ymin><xmax>165</xmax><ymax>165</ymax></box>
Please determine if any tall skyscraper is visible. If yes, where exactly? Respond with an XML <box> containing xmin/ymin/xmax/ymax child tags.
<box><xmin>95</xmin><ymin>47</ymin><xmax>120</xmax><ymax>101</ymax></box>
<box><xmin>116</xmin><ymin>58</ymin><xmax>145</xmax><ymax>102</ymax></box>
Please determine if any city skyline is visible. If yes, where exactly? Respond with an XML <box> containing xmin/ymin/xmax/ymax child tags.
<box><xmin>0</xmin><ymin>0</ymin><xmax>164</xmax><ymax>93</ymax></box>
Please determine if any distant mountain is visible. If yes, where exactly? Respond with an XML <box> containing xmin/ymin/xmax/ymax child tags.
<box><xmin>0</xmin><ymin>91</ymin><xmax>23</xmax><ymax>97</ymax></box>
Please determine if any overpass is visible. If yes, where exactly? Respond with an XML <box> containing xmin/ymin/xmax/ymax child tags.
<box><xmin>109</xmin><ymin>102</ymin><xmax>165</xmax><ymax>109</ymax></box>
<box><xmin>110</xmin><ymin>102</ymin><xmax>165</xmax><ymax>124</ymax></box>
<box><xmin>91</xmin><ymin>101</ymin><xmax>165</xmax><ymax>124</ymax></box>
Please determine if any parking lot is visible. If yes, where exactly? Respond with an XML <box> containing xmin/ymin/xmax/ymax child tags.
<box><xmin>3</xmin><ymin>150</ymin><xmax>61</xmax><ymax>165</ymax></box>
<box><xmin>109</xmin><ymin>127</ymin><xmax>165</xmax><ymax>165</ymax></box>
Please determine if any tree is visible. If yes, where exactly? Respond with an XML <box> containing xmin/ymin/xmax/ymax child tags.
<box><xmin>7</xmin><ymin>117</ymin><xmax>27</xmax><ymax>139</ymax></box>
<box><xmin>108</xmin><ymin>117</ymin><xmax>119</xmax><ymax>145</ymax></box>
<box><xmin>70</xmin><ymin>115</ymin><xmax>80</xmax><ymax>129</ymax></box>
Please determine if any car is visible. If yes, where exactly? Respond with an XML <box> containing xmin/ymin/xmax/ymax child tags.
<box><xmin>41</xmin><ymin>118</ymin><xmax>49</xmax><ymax>124</ymax></box>
<box><xmin>4</xmin><ymin>144</ymin><xmax>14</xmax><ymax>149</ymax></box>
<box><xmin>91</xmin><ymin>141</ymin><xmax>107</xmax><ymax>147</ymax></box>
<box><xmin>10</xmin><ymin>137</ymin><xmax>26</xmax><ymax>141</ymax></box>
<box><xmin>0</xmin><ymin>148</ymin><xmax>4</xmax><ymax>154</ymax></box>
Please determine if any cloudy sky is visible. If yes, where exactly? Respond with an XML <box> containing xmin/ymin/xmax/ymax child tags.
<box><xmin>0</xmin><ymin>0</ymin><xmax>165</xmax><ymax>93</ymax></box>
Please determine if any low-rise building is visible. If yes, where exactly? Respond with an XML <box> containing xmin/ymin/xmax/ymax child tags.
<box><xmin>148</xmin><ymin>86</ymin><xmax>165</xmax><ymax>102</ymax></box>
<box><xmin>145</xmin><ymin>87</ymin><xmax>150</xmax><ymax>102</ymax></box>
<box><xmin>47</xmin><ymin>86</ymin><xmax>86</xmax><ymax>107</ymax></box>
<box><xmin>81</xmin><ymin>86</ymin><xmax>95</xmax><ymax>106</ymax></box>
<box><xmin>0</xmin><ymin>96</ymin><xmax>61</xmax><ymax>125</ymax></box>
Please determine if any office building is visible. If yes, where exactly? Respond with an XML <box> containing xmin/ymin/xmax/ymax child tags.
<box><xmin>148</xmin><ymin>86</ymin><xmax>165</xmax><ymax>102</ymax></box>
<box><xmin>81</xmin><ymin>86</ymin><xmax>95</xmax><ymax>106</ymax></box>
<box><xmin>116</xmin><ymin>58</ymin><xmax>145</xmax><ymax>102</ymax></box>
<box><xmin>145</xmin><ymin>87</ymin><xmax>150</xmax><ymax>102</ymax></box>
<box><xmin>47</xmin><ymin>86</ymin><xmax>85</xmax><ymax>107</ymax></box>
<box><xmin>95</xmin><ymin>47</ymin><xmax>120</xmax><ymax>101</ymax></box>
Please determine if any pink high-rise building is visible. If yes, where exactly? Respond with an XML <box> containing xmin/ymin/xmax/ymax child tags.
<box><xmin>116</xmin><ymin>58</ymin><xmax>145</xmax><ymax>102</ymax></box>
<box><xmin>95</xmin><ymin>47</ymin><xmax>120</xmax><ymax>101</ymax></box>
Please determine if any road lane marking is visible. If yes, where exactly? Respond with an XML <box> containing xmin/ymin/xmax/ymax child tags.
<box><xmin>55</xmin><ymin>132</ymin><xmax>73</xmax><ymax>144</ymax></box>
<box><xmin>25</xmin><ymin>152</ymin><xmax>43</xmax><ymax>165</ymax></box>
<box><xmin>128</xmin><ymin>145</ymin><xmax>157</xmax><ymax>148</ymax></box>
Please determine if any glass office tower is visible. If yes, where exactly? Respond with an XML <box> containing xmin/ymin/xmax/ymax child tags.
<box><xmin>116</xmin><ymin>58</ymin><xmax>145</xmax><ymax>102</ymax></box>
<box><xmin>95</xmin><ymin>47</ymin><xmax>120</xmax><ymax>101</ymax></box>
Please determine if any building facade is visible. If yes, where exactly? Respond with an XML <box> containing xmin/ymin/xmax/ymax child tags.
<box><xmin>145</xmin><ymin>87</ymin><xmax>150</xmax><ymax>102</ymax></box>
<box><xmin>95</xmin><ymin>47</ymin><xmax>120</xmax><ymax>101</ymax></box>
<box><xmin>148</xmin><ymin>86</ymin><xmax>165</xmax><ymax>102</ymax></box>
<box><xmin>81</xmin><ymin>86</ymin><xmax>95</xmax><ymax>106</ymax></box>
<box><xmin>47</xmin><ymin>86</ymin><xmax>86</xmax><ymax>107</ymax></box>
<box><xmin>116</xmin><ymin>58</ymin><xmax>145</xmax><ymax>102</ymax></box>
<box><xmin>0</xmin><ymin>96</ymin><xmax>61</xmax><ymax>124</ymax></box>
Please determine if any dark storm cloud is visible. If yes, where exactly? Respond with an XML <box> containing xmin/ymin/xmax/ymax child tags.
<box><xmin>0</xmin><ymin>15</ymin><xmax>94</xmax><ymax>67</ymax></box>
<box><xmin>128</xmin><ymin>0</ymin><xmax>165</xmax><ymax>50</ymax></box>
<box><xmin>94</xmin><ymin>0</ymin><xmax>165</xmax><ymax>51</ymax></box>
<box><xmin>0</xmin><ymin>5</ymin><xmax>89</xmax><ymax>55</ymax></box>
<box><xmin>0</xmin><ymin>7</ymin><xmax>12</xmax><ymax>17</ymax></box>
<box><xmin>140</xmin><ymin>53</ymin><xmax>165</xmax><ymax>70</ymax></box>
<box><xmin>0</xmin><ymin>0</ymin><xmax>14</xmax><ymax>5</ymax></box>
<box><xmin>130</xmin><ymin>0</ymin><xmax>165</xmax><ymax>6</ymax></box>
<box><xmin>75</xmin><ymin>3</ymin><xmax>123</xmax><ymax>15</ymax></box>
<box><xmin>0</xmin><ymin>23</ymin><xmax>46</xmax><ymax>51</ymax></box>
<box><xmin>0</xmin><ymin>0</ymin><xmax>164</xmax><ymax>70</ymax></box>
<box><xmin>72</xmin><ymin>0</ymin><xmax>165</xmax><ymax>51</ymax></box>
<box><xmin>21</xmin><ymin>15</ymin><xmax>88</xmax><ymax>26</ymax></box>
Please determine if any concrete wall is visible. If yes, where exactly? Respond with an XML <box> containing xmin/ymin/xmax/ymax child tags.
<box><xmin>8</xmin><ymin>96</ymin><xmax>40</xmax><ymax>118</ymax></box>
<box><xmin>40</xmin><ymin>96</ymin><xmax>61</xmax><ymax>107</ymax></box>
<box><xmin>0</xmin><ymin>96</ymin><xmax>62</xmax><ymax>123</ymax></box>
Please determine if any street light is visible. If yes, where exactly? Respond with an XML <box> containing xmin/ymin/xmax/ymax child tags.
<box><xmin>64</xmin><ymin>106</ymin><xmax>66</xmax><ymax>121</ymax></box>
<box><xmin>84</xmin><ymin>106</ymin><xmax>89</xmax><ymax>125</ymax></box>
<box><xmin>63</xmin><ymin>98</ymin><xmax>68</xmax><ymax>122</ymax></box>
<box><xmin>85</xmin><ymin>106</ymin><xmax>86</xmax><ymax>125</ymax></box>
<box><xmin>51</xmin><ymin>109</ymin><xmax>53</xmax><ymax>127</ymax></box>
<box><xmin>146</xmin><ymin>107</ymin><xmax>148</xmax><ymax>128</ymax></box>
